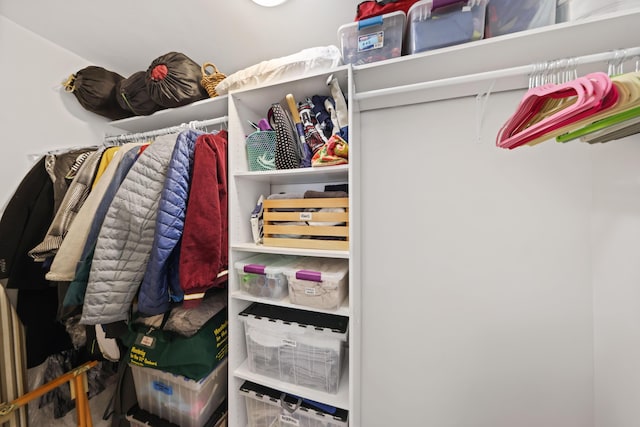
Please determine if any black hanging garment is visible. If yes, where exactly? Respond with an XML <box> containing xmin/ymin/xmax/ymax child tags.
<box><xmin>64</xmin><ymin>66</ymin><xmax>132</xmax><ymax>120</ymax></box>
<box><xmin>145</xmin><ymin>52</ymin><xmax>208</xmax><ymax>108</ymax></box>
<box><xmin>116</xmin><ymin>71</ymin><xmax>163</xmax><ymax>116</ymax></box>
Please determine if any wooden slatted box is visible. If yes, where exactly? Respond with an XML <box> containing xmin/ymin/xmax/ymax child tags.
<box><xmin>262</xmin><ymin>198</ymin><xmax>349</xmax><ymax>251</ymax></box>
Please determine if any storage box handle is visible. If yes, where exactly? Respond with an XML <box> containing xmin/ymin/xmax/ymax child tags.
<box><xmin>280</xmin><ymin>393</ymin><xmax>302</xmax><ymax>413</ymax></box>
<box><xmin>244</xmin><ymin>264</ymin><xmax>266</xmax><ymax>275</ymax></box>
<box><xmin>431</xmin><ymin>0</ymin><xmax>467</xmax><ymax>11</ymax></box>
<box><xmin>296</xmin><ymin>270</ymin><xmax>322</xmax><ymax>282</ymax></box>
<box><xmin>358</xmin><ymin>15</ymin><xmax>384</xmax><ymax>30</ymax></box>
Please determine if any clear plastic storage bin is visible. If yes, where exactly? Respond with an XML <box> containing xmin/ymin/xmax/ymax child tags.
<box><xmin>234</xmin><ymin>254</ymin><xmax>300</xmax><ymax>300</ymax></box>
<box><xmin>283</xmin><ymin>258</ymin><xmax>349</xmax><ymax>310</ymax></box>
<box><xmin>406</xmin><ymin>0</ymin><xmax>488</xmax><ymax>54</ymax></box>
<box><xmin>240</xmin><ymin>303</ymin><xmax>348</xmax><ymax>394</ymax></box>
<box><xmin>556</xmin><ymin>0</ymin><xmax>640</xmax><ymax>21</ymax></box>
<box><xmin>130</xmin><ymin>359</ymin><xmax>228</xmax><ymax>427</ymax></box>
<box><xmin>126</xmin><ymin>400</ymin><xmax>228</xmax><ymax>427</ymax></box>
<box><xmin>241</xmin><ymin>381</ymin><xmax>349</xmax><ymax>427</ymax></box>
<box><xmin>485</xmin><ymin>0</ymin><xmax>556</xmax><ymax>37</ymax></box>
<box><xmin>337</xmin><ymin>11</ymin><xmax>406</xmax><ymax>65</ymax></box>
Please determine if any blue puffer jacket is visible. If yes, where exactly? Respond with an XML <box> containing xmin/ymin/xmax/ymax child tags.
<box><xmin>137</xmin><ymin>130</ymin><xmax>203</xmax><ymax>315</ymax></box>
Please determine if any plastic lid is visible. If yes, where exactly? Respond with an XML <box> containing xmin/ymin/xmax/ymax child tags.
<box><xmin>284</xmin><ymin>257</ymin><xmax>349</xmax><ymax>282</ymax></box>
<box><xmin>239</xmin><ymin>302</ymin><xmax>349</xmax><ymax>334</ymax></box>
<box><xmin>234</xmin><ymin>253</ymin><xmax>301</xmax><ymax>275</ymax></box>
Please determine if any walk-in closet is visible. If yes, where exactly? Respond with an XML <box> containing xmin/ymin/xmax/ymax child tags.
<box><xmin>2</xmin><ymin>2</ymin><xmax>640</xmax><ymax>427</ymax></box>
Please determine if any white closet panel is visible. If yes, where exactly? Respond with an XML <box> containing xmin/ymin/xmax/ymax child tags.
<box><xmin>359</xmin><ymin>92</ymin><xmax>594</xmax><ymax>427</ymax></box>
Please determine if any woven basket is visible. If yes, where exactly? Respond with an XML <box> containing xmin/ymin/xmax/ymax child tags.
<box><xmin>200</xmin><ymin>62</ymin><xmax>226</xmax><ymax>98</ymax></box>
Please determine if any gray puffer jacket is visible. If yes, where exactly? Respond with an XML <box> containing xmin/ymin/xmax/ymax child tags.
<box><xmin>80</xmin><ymin>134</ymin><xmax>178</xmax><ymax>325</ymax></box>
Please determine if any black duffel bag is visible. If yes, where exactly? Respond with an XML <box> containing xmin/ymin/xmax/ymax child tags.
<box><xmin>64</xmin><ymin>66</ymin><xmax>132</xmax><ymax>120</ymax></box>
<box><xmin>145</xmin><ymin>52</ymin><xmax>208</xmax><ymax>108</ymax></box>
<box><xmin>116</xmin><ymin>71</ymin><xmax>162</xmax><ymax>116</ymax></box>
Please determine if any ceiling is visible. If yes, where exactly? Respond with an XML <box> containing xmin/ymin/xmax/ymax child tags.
<box><xmin>0</xmin><ymin>0</ymin><xmax>358</xmax><ymax>77</ymax></box>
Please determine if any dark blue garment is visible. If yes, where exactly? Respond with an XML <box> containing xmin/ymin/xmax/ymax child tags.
<box><xmin>137</xmin><ymin>130</ymin><xmax>204</xmax><ymax>315</ymax></box>
<box><xmin>63</xmin><ymin>146</ymin><xmax>140</xmax><ymax>307</ymax></box>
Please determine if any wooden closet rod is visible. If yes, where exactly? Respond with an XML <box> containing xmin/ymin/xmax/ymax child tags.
<box><xmin>0</xmin><ymin>360</ymin><xmax>98</xmax><ymax>427</ymax></box>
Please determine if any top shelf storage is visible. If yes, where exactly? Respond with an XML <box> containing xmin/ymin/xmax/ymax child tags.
<box><xmin>108</xmin><ymin>95</ymin><xmax>229</xmax><ymax>133</ymax></box>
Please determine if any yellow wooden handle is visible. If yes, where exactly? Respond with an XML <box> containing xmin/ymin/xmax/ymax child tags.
<box><xmin>285</xmin><ymin>94</ymin><xmax>302</xmax><ymax>124</ymax></box>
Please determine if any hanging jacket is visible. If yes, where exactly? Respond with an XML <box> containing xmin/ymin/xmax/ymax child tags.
<box><xmin>29</xmin><ymin>148</ymin><xmax>105</xmax><ymax>262</ymax></box>
<box><xmin>180</xmin><ymin>131</ymin><xmax>228</xmax><ymax>308</ymax></box>
<box><xmin>63</xmin><ymin>146</ymin><xmax>142</xmax><ymax>308</ymax></box>
<box><xmin>0</xmin><ymin>157</ymin><xmax>53</xmax><ymax>290</ymax></box>
<box><xmin>137</xmin><ymin>130</ymin><xmax>203</xmax><ymax>316</ymax></box>
<box><xmin>46</xmin><ymin>144</ymin><xmax>140</xmax><ymax>282</ymax></box>
<box><xmin>81</xmin><ymin>134</ymin><xmax>178</xmax><ymax>325</ymax></box>
<box><xmin>45</xmin><ymin>148</ymin><xmax>94</xmax><ymax>214</ymax></box>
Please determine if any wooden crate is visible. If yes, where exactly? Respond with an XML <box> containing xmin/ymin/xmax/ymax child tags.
<box><xmin>262</xmin><ymin>198</ymin><xmax>349</xmax><ymax>251</ymax></box>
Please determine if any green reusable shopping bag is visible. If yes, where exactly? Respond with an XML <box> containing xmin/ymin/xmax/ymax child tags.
<box><xmin>122</xmin><ymin>307</ymin><xmax>228</xmax><ymax>381</ymax></box>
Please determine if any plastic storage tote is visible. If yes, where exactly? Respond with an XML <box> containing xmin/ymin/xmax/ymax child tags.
<box><xmin>126</xmin><ymin>399</ymin><xmax>228</xmax><ymax>427</ymax></box>
<box><xmin>283</xmin><ymin>257</ymin><xmax>349</xmax><ymax>310</ymax></box>
<box><xmin>234</xmin><ymin>254</ymin><xmax>301</xmax><ymax>300</ymax></box>
<box><xmin>406</xmin><ymin>0</ymin><xmax>488</xmax><ymax>54</ymax></box>
<box><xmin>130</xmin><ymin>359</ymin><xmax>228</xmax><ymax>427</ymax></box>
<box><xmin>240</xmin><ymin>381</ymin><xmax>349</xmax><ymax>427</ymax></box>
<box><xmin>240</xmin><ymin>303</ymin><xmax>348</xmax><ymax>394</ymax></box>
<box><xmin>485</xmin><ymin>0</ymin><xmax>556</xmax><ymax>37</ymax></box>
<box><xmin>556</xmin><ymin>0</ymin><xmax>640</xmax><ymax>21</ymax></box>
<box><xmin>337</xmin><ymin>10</ymin><xmax>406</xmax><ymax>65</ymax></box>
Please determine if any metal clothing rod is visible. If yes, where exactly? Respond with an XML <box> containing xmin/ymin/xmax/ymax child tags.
<box><xmin>355</xmin><ymin>46</ymin><xmax>640</xmax><ymax>103</ymax></box>
<box><xmin>104</xmin><ymin>115</ymin><xmax>228</xmax><ymax>145</ymax></box>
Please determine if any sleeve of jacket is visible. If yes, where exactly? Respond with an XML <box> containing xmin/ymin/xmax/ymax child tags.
<box><xmin>29</xmin><ymin>148</ymin><xmax>105</xmax><ymax>262</ymax></box>
<box><xmin>137</xmin><ymin>130</ymin><xmax>201</xmax><ymax>316</ymax></box>
<box><xmin>180</xmin><ymin>131</ymin><xmax>228</xmax><ymax>308</ymax></box>
<box><xmin>0</xmin><ymin>157</ymin><xmax>54</xmax><ymax>290</ymax></box>
<box><xmin>80</xmin><ymin>135</ymin><xmax>177</xmax><ymax>325</ymax></box>
<box><xmin>62</xmin><ymin>145</ymin><xmax>142</xmax><ymax>308</ymax></box>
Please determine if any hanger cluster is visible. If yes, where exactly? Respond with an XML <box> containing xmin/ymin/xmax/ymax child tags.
<box><xmin>497</xmin><ymin>49</ymin><xmax>640</xmax><ymax>149</ymax></box>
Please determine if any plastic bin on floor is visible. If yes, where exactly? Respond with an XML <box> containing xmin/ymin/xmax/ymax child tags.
<box><xmin>241</xmin><ymin>381</ymin><xmax>348</xmax><ymax>427</ymax></box>
<box><xmin>338</xmin><ymin>10</ymin><xmax>406</xmax><ymax>65</ymax></box>
<box><xmin>130</xmin><ymin>359</ymin><xmax>228</xmax><ymax>427</ymax></box>
<box><xmin>240</xmin><ymin>303</ymin><xmax>348</xmax><ymax>394</ymax></box>
<box><xmin>283</xmin><ymin>257</ymin><xmax>349</xmax><ymax>311</ymax></box>
<box><xmin>406</xmin><ymin>0</ymin><xmax>488</xmax><ymax>54</ymax></box>
<box><xmin>126</xmin><ymin>399</ymin><xmax>227</xmax><ymax>427</ymax></box>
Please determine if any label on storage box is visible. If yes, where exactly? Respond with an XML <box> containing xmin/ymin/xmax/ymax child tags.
<box><xmin>280</xmin><ymin>415</ymin><xmax>300</xmax><ymax>426</ymax></box>
<box><xmin>304</xmin><ymin>288</ymin><xmax>317</xmax><ymax>296</ymax></box>
<box><xmin>299</xmin><ymin>212</ymin><xmax>313</xmax><ymax>221</ymax></box>
<box><xmin>358</xmin><ymin>31</ymin><xmax>384</xmax><ymax>52</ymax></box>
<box><xmin>282</xmin><ymin>338</ymin><xmax>297</xmax><ymax>347</ymax></box>
<box><xmin>152</xmin><ymin>381</ymin><xmax>173</xmax><ymax>396</ymax></box>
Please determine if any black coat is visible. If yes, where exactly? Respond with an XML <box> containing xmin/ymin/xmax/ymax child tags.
<box><xmin>0</xmin><ymin>156</ymin><xmax>53</xmax><ymax>290</ymax></box>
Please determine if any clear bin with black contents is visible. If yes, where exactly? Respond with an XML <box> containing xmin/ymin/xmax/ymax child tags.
<box><xmin>234</xmin><ymin>254</ymin><xmax>301</xmax><ymax>300</ymax></box>
<box><xmin>240</xmin><ymin>303</ymin><xmax>348</xmax><ymax>394</ymax></box>
<box><xmin>240</xmin><ymin>381</ymin><xmax>349</xmax><ymax>427</ymax></box>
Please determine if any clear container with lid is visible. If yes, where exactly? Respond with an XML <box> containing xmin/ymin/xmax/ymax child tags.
<box><xmin>234</xmin><ymin>254</ymin><xmax>300</xmax><ymax>300</ymax></box>
<box><xmin>406</xmin><ymin>0</ymin><xmax>488</xmax><ymax>54</ymax></box>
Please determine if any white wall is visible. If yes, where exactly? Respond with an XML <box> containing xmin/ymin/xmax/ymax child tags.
<box><xmin>359</xmin><ymin>91</ymin><xmax>595</xmax><ymax>427</ymax></box>
<box><xmin>591</xmin><ymin>139</ymin><xmax>640</xmax><ymax>427</ymax></box>
<box><xmin>0</xmin><ymin>16</ymin><xmax>107</xmax><ymax>207</ymax></box>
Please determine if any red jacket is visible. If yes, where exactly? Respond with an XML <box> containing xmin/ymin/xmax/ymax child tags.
<box><xmin>180</xmin><ymin>131</ymin><xmax>228</xmax><ymax>307</ymax></box>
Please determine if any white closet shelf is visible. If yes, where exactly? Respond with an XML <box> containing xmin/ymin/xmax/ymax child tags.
<box><xmin>231</xmin><ymin>291</ymin><xmax>350</xmax><ymax>317</ymax></box>
<box><xmin>108</xmin><ymin>95</ymin><xmax>228</xmax><ymax>133</ymax></box>
<box><xmin>354</xmin><ymin>8</ymin><xmax>640</xmax><ymax>110</ymax></box>
<box><xmin>234</xmin><ymin>360</ymin><xmax>350</xmax><ymax>410</ymax></box>
<box><xmin>231</xmin><ymin>242</ymin><xmax>349</xmax><ymax>259</ymax></box>
<box><xmin>233</xmin><ymin>164</ymin><xmax>348</xmax><ymax>185</ymax></box>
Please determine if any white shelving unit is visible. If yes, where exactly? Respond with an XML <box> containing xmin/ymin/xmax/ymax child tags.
<box><xmin>227</xmin><ymin>66</ymin><xmax>358</xmax><ymax>427</ymax></box>
<box><xmin>100</xmin><ymin>9</ymin><xmax>640</xmax><ymax>426</ymax></box>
